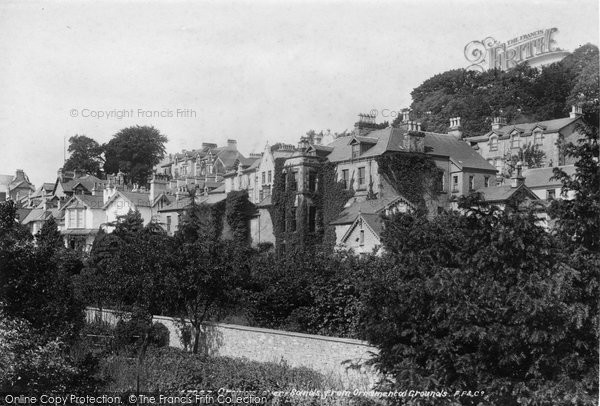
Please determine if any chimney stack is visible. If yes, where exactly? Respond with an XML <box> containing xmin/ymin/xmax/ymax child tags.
<box><xmin>569</xmin><ymin>105</ymin><xmax>583</xmax><ymax>119</ymax></box>
<box><xmin>227</xmin><ymin>139</ymin><xmax>238</xmax><ymax>149</ymax></box>
<box><xmin>401</xmin><ymin>109</ymin><xmax>410</xmax><ymax>123</ymax></box>
<box><xmin>448</xmin><ymin>117</ymin><xmax>463</xmax><ymax>139</ymax></box>
<box><xmin>492</xmin><ymin>117</ymin><xmax>507</xmax><ymax>131</ymax></box>
<box><xmin>510</xmin><ymin>161</ymin><xmax>525</xmax><ymax>188</ymax></box>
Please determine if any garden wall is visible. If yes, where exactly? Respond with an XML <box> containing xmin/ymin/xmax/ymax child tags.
<box><xmin>86</xmin><ymin>307</ymin><xmax>379</xmax><ymax>388</ymax></box>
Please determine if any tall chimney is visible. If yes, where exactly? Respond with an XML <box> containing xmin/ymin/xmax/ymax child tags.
<box><xmin>227</xmin><ymin>139</ymin><xmax>238</xmax><ymax>149</ymax></box>
<box><xmin>492</xmin><ymin>117</ymin><xmax>507</xmax><ymax>131</ymax></box>
<box><xmin>448</xmin><ymin>117</ymin><xmax>463</xmax><ymax>139</ymax></box>
<box><xmin>569</xmin><ymin>105</ymin><xmax>583</xmax><ymax>119</ymax></box>
<box><xmin>510</xmin><ymin>162</ymin><xmax>525</xmax><ymax>188</ymax></box>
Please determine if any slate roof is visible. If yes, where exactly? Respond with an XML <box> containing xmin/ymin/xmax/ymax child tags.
<box><xmin>330</xmin><ymin>194</ymin><xmax>412</xmax><ymax>225</ymax></box>
<box><xmin>523</xmin><ymin>165</ymin><xmax>576</xmax><ymax>188</ymax></box>
<box><xmin>59</xmin><ymin>175</ymin><xmax>105</xmax><ymax>193</ymax></box>
<box><xmin>423</xmin><ymin>133</ymin><xmax>496</xmax><ymax>171</ymax></box>
<box><xmin>360</xmin><ymin>213</ymin><xmax>383</xmax><ymax>237</ymax></box>
<box><xmin>326</xmin><ymin>127</ymin><xmax>495</xmax><ymax>172</ymax></box>
<box><xmin>475</xmin><ymin>184</ymin><xmax>538</xmax><ymax>203</ymax></box>
<box><xmin>465</xmin><ymin>117</ymin><xmax>580</xmax><ymax>142</ymax></box>
<box><xmin>158</xmin><ymin>196</ymin><xmax>193</xmax><ymax>212</ymax></box>
<box><xmin>257</xmin><ymin>195</ymin><xmax>272</xmax><ymax>207</ymax></box>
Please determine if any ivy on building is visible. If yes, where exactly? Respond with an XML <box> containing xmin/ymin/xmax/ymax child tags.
<box><xmin>270</xmin><ymin>158</ymin><xmax>355</xmax><ymax>255</ymax></box>
<box><xmin>376</xmin><ymin>150</ymin><xmax>442</xmax><ymax>211</ymax></box>
<box><xmin>225</xmin><ymin>190</ymin><xmax>256</xmax><ymax>244</ymax></box>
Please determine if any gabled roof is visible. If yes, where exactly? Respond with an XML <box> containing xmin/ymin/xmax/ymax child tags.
<box><xmin>475</xmin><ymin>184</ymin><xmax>539</xmax><ymax>203</ymax></box>
<box><xmin>257</xmin><ymin>194</ymin><xmax>272</xmax><ymax>207</ymax></box>
<box><xmin>424</xmin><ymin>133</ymin><xmax>496</xmax><ymax>172</ymax></box>
<box><xmin>330</xmin><ymin>193</ymin><xmax>413</xmax><ymax>225</ymax></box>
<box><xmin>63</xmin><ymin>194</ymin><xmax>105</xmax><ymax>210</ymax></box>
<box><xmin>104</xmin><ymin>190</ymin><xmax>152</xmax><ymax>209</ymax></box>
<box><xmin>523</xmin><ymin>165</ymin><xmax>576</xmax><ymax>189</ymax></box>
<box><xmin>465</xmin><ymin>116</ymin><xmax>581</xmax><ymax>143</ymax></box>
<box><xmin>340</xmin><ymin>212</ymin><xmax>383</xmax><ymax>244</ymax></box>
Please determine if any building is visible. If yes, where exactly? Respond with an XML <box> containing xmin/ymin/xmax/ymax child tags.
<box><xmin>523</xmin><ymin>165</ymin><xmax>576</xmax><ymax>201</ymax></box>
<box><xmin>0</xmin><ymin>169</ymin><xmax>35</xmax><ymax>202</ymax></box>
<box><xmin>463</xmin><ymin>107</ymin><xmax>584</xmax><ymax>177</ymax></box>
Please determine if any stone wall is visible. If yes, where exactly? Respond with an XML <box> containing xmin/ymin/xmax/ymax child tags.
<box><xmin>86</xmin><ymin>308</ymin><xmax>379</xmax><ymax>388</ymax></box>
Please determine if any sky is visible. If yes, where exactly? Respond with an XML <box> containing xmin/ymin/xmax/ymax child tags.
<box><xmin>0</xmin><ymin>0</ymin><xmax>598</xmax><ymax>187</ymax></box>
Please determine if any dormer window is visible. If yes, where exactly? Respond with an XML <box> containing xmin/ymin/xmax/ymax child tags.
<box><xmin>490</xmin><ymin>136</ymin><xmax>498</xmax><ymax>151</ymax></box>
<box><xmin>352</xmin><ymin>143</ymin><xmax>360</xmax><ymax>159</ymax></box>
<box><xmin>533</xmin><ymin>130</ymin><xmax>543</xmax><ymax>146</ymax></box>
<box><xmin>511</xmin><ymin>133</ymin><xmax>520</xmax><ymax>149</ymax></box>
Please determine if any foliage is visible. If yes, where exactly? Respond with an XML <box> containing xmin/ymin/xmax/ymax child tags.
<box><xmin>316</xmin><ymin>162</ymin><xmax>355</xmax><ymax>250</ymax></box>
<box><xmin>360</xmin><ymin>202</ymin><xmax>598</xmax><ymax>405</ymax></box>
<box><xmin>225</xmin><ymin>190</ymin><xmax>256</xmax><ymax>243</ymax></box>
<box><xmin>63</xmin><ymin>134</ymin><xmax>105</xmax><ymax>177</ymax></box>
<box><xmin>548</xmin><ymin>121</ymin><xmax>600</xmax><ymax>252</ymax></box>
<box><xmin>175</xmin><ymin>190</ymin><xmax>226</xmax><ymax>244</ymax></box>
<box><xmin>401</xmin><ymin>44</ymin><xmax>599</xmax><ymax>137</ymax></box>
<box><xmin>376</xmin><ymin>152</ymin><xmax>441</xmax><ymax>211</ymax></box>
<box><xmin>35</xmin><ymin>216</ymin><xmax>64</xmax><ymax>250</ymax></box>
<box><xmin>503</xmin><ymin>143</ymin><xmax>546</xmax><ymax>177</ymax></box>
<box><xmin>103</xmin><ymin>125</ymin><xmax>168</xmax><ymax>186</ymax></box>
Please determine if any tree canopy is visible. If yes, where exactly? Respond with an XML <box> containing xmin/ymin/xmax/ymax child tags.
<box><xmin>397</xmin><ymin>44</ymin><xmax>599</xmax><ymax>138</ymax></box>
<box><xmin>103</xmin><ymin>126</ymin><xmax>168</xmax><ymax>185</ymax></box>
<box><xmin>63</xmin><ymin>135</ymin><xmax>104</xmax><ymax>177</ymax></box>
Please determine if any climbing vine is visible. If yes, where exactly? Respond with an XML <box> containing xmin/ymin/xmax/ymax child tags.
<box><xmin>270</xmin><ymin>159</ymin><xmax>355</xmax><ymax>254</ymax></box>
<box><xmin>376</xmin><ymin>152</ymin><xmax>442</xmax><ymax>211</ymax></box>
<box><xmin>315</xmin><ymin>162</ymin><xmax>355</xmax><ymax>251</ymax></box>
<box><xmin>225</xmin><ymin>190</ymin><xmax>256</xmax><ymax>244</ymax></box>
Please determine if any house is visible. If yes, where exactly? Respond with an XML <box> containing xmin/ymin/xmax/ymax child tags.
<box><xmin>61</xmin><ymin>194</ymin><xmax>105</xmax><ymax>250</ymax></box>
<box><xmin>52</xmin><ymin>168</ymin><xmax>106</xmax><ymax>199</ymax></box>
<box><xmin>523</xmin><ymin>165</ymin><xmax>576</xmax><ymax>201</ymax></box>
<box><xmin>474</xmin><ymin>166</ymin><xmax>541</xmax><ymax>210</ymax></box>
<box><xmin>224</xmin><ymin>142</ymin><xmax>298</xmax><ymax>246</ymax></box>
<box><xmin>464</xmin><ymin>106</ymin><xmax>584</xmax><ymax>176</ymax></box>
<box><xmin>0</xmin><ymin>169</ymin><xmax>35</xmax><ymax>202</ymax></box>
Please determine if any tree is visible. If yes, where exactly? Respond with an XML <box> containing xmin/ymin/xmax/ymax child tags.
<box><xmin>63</xmin><ymin>135</ymin><xmax>104</xmax><ymax>177</ymax></box>
<box><xmin>103</xmin><ymin>126</ymin><xmax>168</xmax><ymax>186</ymax></box>
<box><xmin>360</xmin><ymin>203</ymin><xmax>598</xmax><ymax>405</ymax></box>
<box><xmin>503</xmin><ymin>144</ymin><xmax>546</xmax><ymax>177</ymax></box>
<box><xmin>548</xmin><ymin>121</ymin><xmax>600</xmax><ymax>252</ymax></box>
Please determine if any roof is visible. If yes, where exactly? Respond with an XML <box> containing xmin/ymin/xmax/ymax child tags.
<box><xmin>341</xmin><ymin>212</ymin><xmax>384</xmax><ymax>244</ymax></box>
<box><xmin>423</xmin><ymin>133</ymin><xmax>496</xmax><ymax>172</ymax></box>
<box><xmin>330</xmin><ymin>194</ymin><xmax>412</xmax><ymax>225</ymax></box>
<box><xmin>59</xmin><ymin>174</ymin><xmax>105</xmax><ymax>193</ymax></box>
<box><xmin>158</xmin><ymin>196</ymin><xmax>193</xmax><ymax>212</ymax></box>
<box><xmin>475</xmin><ymin>183</ymin><xmax>539</xmax><ymax>203</ymax></box>
<box><xmin>523</xmin><ymin>165</ymin><xmax>576</xmax><ymax>188</ymax></box>
<box><xmin>465</xmin><ymin>116</ymin><xmax>580</xmax><ymax>142</ymax></box>
<box><xmin>257</xmin><ymin>195</ymin><xmax>272</xmax><ymax>207</ymax></box>
<box><xmin>326</xmin><ymin>127</ymin><xmax>495</xmax><ymax>172</ymax></box>
<box><xmin>63</xmin><ymin>194</ymin><xmax>104</xmax><ymax>210</ymax></box>
<box><xmin>209</xmin><ymin>184</ymin><xmax>225</xmax><ymax>194</ymax></box>
<box><xmin>197</xmin><ymin>193</ymin><xmax>227</xmax><ymax>205</ymax></box>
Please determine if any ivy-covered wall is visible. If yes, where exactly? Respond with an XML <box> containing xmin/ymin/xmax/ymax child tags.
<box><xmin>376</xmin><ymin>151</ymin><xmax>442</xmax><ymax>212</ymax></box>
<box><xmin>269</xmin><ymin>158</ymin><xmax>355</xmax><ymax>254</ymax></box>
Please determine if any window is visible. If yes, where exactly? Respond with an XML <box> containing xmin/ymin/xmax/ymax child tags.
<box><xmin>308</xmin><ymin>206</ymin><xmax>316</xmax><ymax>232</ymax></box>
<box><xmin>490</xmin><ymin>136</ymin><xmax>498</xmax><ymax>151</ymax></box>
<box><xmin>69</xmin><ymin>209</ymin><xmax>85</xmax><ymax>228</ymax></box>
<box><xmin>534</xmin><ymin>131</ymin><xmax>543</xmax><ymax>146</ymax></box>
<box><xmin>268</xmin><ymin>170</ymin><xmax>272</xmax><ymax>183</ymax></box>
<box><xmin>484</xmin><ymin>176</ymin><xmax>490</xmax><ymax>188</ymax></box>
<box><xmin>341</xmin><ymin>169</ymin><xmax>349</xmax><ymax>189</ymax></box>
<box><xmin>352</xmin><ymin>143</ymin><xmax>360</xmax><ymax>159</ymax></box>
<box><xmin>546</xmin><ymin>189</ymin><xmax>556</xmax><ymax>200</ymax></box>
<box><xmin>290</xmin><ymin>172</ymin><xmax>298</xmax><ymax>191</ymax></box>
<box><xmin>308</xmin><ymin>172</ymin><xmax>317</xmax><ymax>192</ymax></box>
<box><xmin>511</xmin><ymin>134</ymin><xmax>520</xmax><ymax>149</ymax></box>
<box><xmin>290</xmin><ymin>208</ymin><xmax>297</xmax><ymax>232</ymax></box>
<box><xmin>259</xmin><ymin>189</ymin><xmax>264</xmax><ymax>202</ymax></box>
<box><xmin>166</xmin><ymin>216</ymin><xmax>171</xmax><ymax>233</ymax></box>
<box><xmin>358</xmin><ymin>167</ymin><xmax>366</xmax><ymax>188</ymax></box>
<box><xmin>262</xmin><ymin>172</ymin><xmax>266</xmax><ymax>184</ymax></box>
<box><xmin>494</xmin><ymin>159</ymin><xmax>502</xmax><ymax>173</ymax></box>
<box><xmin>436</xmin><ymin>171</ymin><xmax>445</xmax><ymax>192</ymax></box>
<box><xmin>359</xmin><ymin>229</ymin><xmax>365</xmax><ymax>246</ymax></box>
<box><xmin>452</xmin><ymin>176</ymin><xmax>459</xmax><ymax>193</ymax></box>
<box><xmin>468</xmin><ymin>176</ymin><xmax>475</xmax><ymax>191</ymax></box>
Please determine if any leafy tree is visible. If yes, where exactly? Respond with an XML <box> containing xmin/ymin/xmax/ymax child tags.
<box><xmin>172</xmin><ymin>239</ymin><xmax>252</xmax><ymax>353</ymax></box>
<box><xmin>103</xmin><ymin>126</ymin><xmax>168</xmax><ymax>186</ymax></box>
<box><xmin>360</xmin><ymin>203</ymin><xmax>598</xmax><ymax>405</ymax></box>
<box><xmin>63</xmin><ymin>135</ymin><xmax>104</xmax><ymax>177</ymax></box>
<box><xmin>503</xmin><ymin>144</ymin><xmax>546</xmax><ymax>177</ymax></box>
<box><xmin>35</xmin><ymin>216</ymin><xmax>64</xmax><ymax>250</ymax></box>
<box><xmin>549</xmin><ymin>121</ymin><xmax>600</xmax><ymax>252</ymax></box>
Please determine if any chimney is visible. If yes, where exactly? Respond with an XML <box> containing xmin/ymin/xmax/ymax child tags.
<box><xmin>227</xmin><ymin>139</ymin><xmax>237</xmax><ymax>149</ymax></box>
<box><xmin>92</xmin><ymin>182</ymin><xmax>101</xmax><ymax>196</ymax></box>
<box><xmin>354</xmin><ymin>113</ymin><xmax>376</xmax><ymax>136</ymax></box>
<box><xmin>491</xmin><ymin>117</ymin><xmax>507</xmax><ymax>131</ymax></box>
<box><xmin>401</xmin><ymin>109</ymin><xmax>410</xmax><ymax>123</ymax></box>
<box><xmin>103</xmin><ymin>183</ymin><xmax>115</xmax><ymax>205</ymax></box>
<box><xmin>569</xmin><ymin>105</ymin><xmax>583</xmax><ymax>119</ymax></box>
<box><xmin>404</xmin><ymin>122</ymin><xmax>425</xmax><ymax>152</ymax></box>
<box><xmin>202</xmin><ymin>143</ymin><xmax>217</xmax><ymax>149</ymax></box>
<box><xmin>448</xmin><ymin>117</ymin><xmax>463</xmax><ymax>139</ymax></box>
<box><xmin>510</xmin><ymin>162</ymin><xmax>525</xmax><ymax>188</ymax></box>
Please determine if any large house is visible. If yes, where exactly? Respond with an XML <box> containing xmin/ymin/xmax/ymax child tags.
<box><xmin>0</xmin><ymin>169</ymin><xmax>35</xmax><ymax>202</ymax></box>
<box><xmin>463</xmin><ymin>106</ymin><xmax>584</xmax><ymax>176</ymax></box>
